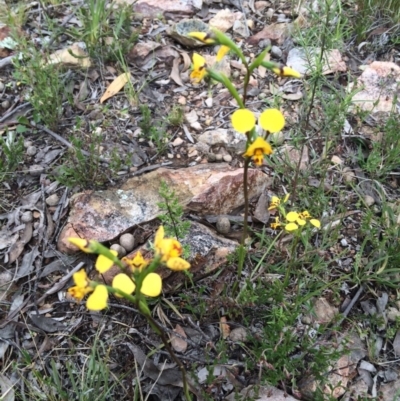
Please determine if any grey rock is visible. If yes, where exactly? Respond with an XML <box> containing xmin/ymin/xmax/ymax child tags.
<box><xmin>29</xmin><ymin>164</ymin><xmax>45</xmax><ymax>176</ymax></box>
<box><xmin>0</xmin><ymin>82</ymin><xmax>4</xmax><ymax>92</ymax></box>
<box><xmin>223</xmin><ymin>154</ymin><xmax>232</xmax><ymax>163</ymax></box>
<box><xmin>1</xmin><ymin>100</ymin><xmax>10</xmax><ymax>109</ymax></box>
<box><xmin>197</xmin><ymin>128</ymin><xmax>247</xmax><ymax>153</ymax></box>
<box><xmin>229</xmin><ymin>327</ymin><xmax>248</xmax><ymax>342</ymax></box>
<box><xmin>216</xmin><ymin>216</ymin><xmax>230</xmax><ymax>234</ymax></box>
<box><xmin>46</xmin><ymin>194</ymin><xmax>60</xmax><ymax>206</ymax></box>
<box><xmin>21</xmin><ymin>211</ymin><xmax>33</xmax><ymax>223</ymax></box>
<box><xmin>26</xmin><ymin>146</ymin><xmax>37</xmax><ymax>156</ymax></box>
<box><xmin>110</xmin><ymin>243</ymin><xmax>126</xmax><ymax>258</ymax></box>
<box><xmin>271</xmin><ymin>45</ymin><xmax>282</xmax><ymax>58</ymax></box>
<box><xmin>119</xmin><ymin>233</ymin><xmax>136</xmax><ymax>252</ymax></box>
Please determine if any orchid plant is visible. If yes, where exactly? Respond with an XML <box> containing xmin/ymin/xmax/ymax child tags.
<box><xmin>187</xmin><ymin>28</ymin><xmax>319</xmax><ymax>282</ymax></box>
<box><xmin>67</xmin><ymin>226</ymin><xmax>192</xmax><ymax>400</ymax></box>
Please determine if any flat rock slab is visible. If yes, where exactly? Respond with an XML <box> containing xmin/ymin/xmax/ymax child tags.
<box><xmin>225</xmin><ymin>385</ymin><xmax>299</xmax><ymax>401</ymax></box>
<box><xmin>132</xmin><ymin>0</ymin><xmax>200</xmax><ymax>18</ymax></box>
<box><xmin>58</xmin><ymin>164</ymin><xmax>272</xmax><ymax>251</ymax></box>
<box><xmin>349</xmin><ymin>61</ymin><xmax>400</xmax><ymax>114</ymax></box>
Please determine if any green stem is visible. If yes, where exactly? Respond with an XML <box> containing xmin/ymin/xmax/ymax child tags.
<box><xmin>102</xmin><ymin>285</ymin><xmax>192</xmax><ymax>401</ymax></box>
<box><xmin>283</xmin><ymin>233</ymin><xmax>300</xmax><ymax>288</ymax></box>
<box><xmin>233</xmin><ymin>158</ymin><xmax>251</xmax><ymax>295</ymax></box>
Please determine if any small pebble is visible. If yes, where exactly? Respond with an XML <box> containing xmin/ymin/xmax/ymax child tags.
<box><xmin>343</xmin><ymin>167</ymin><xmax>356</xmax><ymax>184</ymax></box>
<box><xmin>0</xmin><ymin>82</ymin><xmax>4</xmax><ymax>91</ymax></box>
<box><xmin>46</xmin><ymin>194</ymin><xmax>59</xmax><ymax>206</ymax></box>
<box><xmin>229</xmin><ymin>327</ymin><xmax>248</xmax><ymax>342</ymax></box>
<box><xmin>21</xmin><ymin>211</ymin><xmax>33</xmax><ymax>223</ymax></box>
<box><xmin>1</xmin><ymin>100</ymin><xmax>10</xmax><ymax>109</ymax></box>
<box><xmin>364</xmin><ymin>195</ymin><xmax>375</xmax><ymax>207</ymax></box>
<box><xmin>24</xmin><ymin>141</ymin><xmax>33</xmax><ymax>148</ymax></box>
<box><xmin>216</xmin><ymin>216</ymin><xmax>231</xmax><ymax>234</ymax></box>
<box><xmin>215</xmin><ymin>154</ymin><xmax>223</xmax><ymax>161</ymax></box>
<box><xmin>301</xmin><ymin>315</ymin><xmax>312</xmax><ymax>325</ymax></box>
<box><xmin>223</xmin><ymin>154</ymin><xmax>232</xmax><ymax>162</ymax></box>
<box><xmin>387</xmin><ymin>307</ymin><xmax>400</xmax><ymax>322</ymax></box>
<box><xmin>119</xmin><ymin>233</ymin><xmax>136</xmax><ymax>252</ymax></box>
<box><xmin>258</xmin><ymin>39</ymin><xmax>271</xmax><ymax>49</ymax></box>
<box><xmin>26</xmin><ymin>146</ymin><xmax>37</xmax><ymax>156</ymax></box>
<box><xmin>110</xmin><ymin>243</ymin><xmax>126</xmax><ymax>258</ymax></box>
<box><xmin>232</xmin><ymin>71</ymin><xmax>240</xmax><ymax>79</ymax></box>
<box><xmin>340</xmin><ymin>238</ymin><xmax>348</xmax><ymax>247</ymax></box>
<box><xmin>331</xmin><ymin>155</ymin><xmax>343</xmax><ymax>165</ymax></box>
<box><xmin>29</xmin><ymin>164</ymin><xmax>45</xmax><ymax>176</ymax></box>
<box><xmin>172</xmin><ymin>137</ymin><xmax>183</xmax><ymax>147</ymax></box>
<box><xmin>258</xmin><ymin>92</ymin><xmax>267</xmax><ymax>100</ymax></box>
<box><xmin>271</xmin><ymin>46</ymin><xmax>282</xmax><ymax>58</ymax></box>
<box><xmin>207</xmin><ymin>153</ymin><xmax>217</xmax><ymax>162</ymax></box>
<box><xmin>205</xmin><ymin>98</ymin><xmax>213</xmax><ymax>108</ymax></box>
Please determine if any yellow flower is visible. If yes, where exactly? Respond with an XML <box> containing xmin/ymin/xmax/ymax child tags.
<box><xmin>68</xmin><ymin>269</ymin><xmax>93</xmax><ymax>301</ymax></box>
<box><xmin>141</xmin><ymin>273</ymin><xmax>162</xmax><ymax>297</ymax></box>
<box><xmin>68</xmin><ymin>237</ymin><xmax>94</xmax><ymax>253</ymax></box>
<box><xmin>154</xmin><ymin>226</ymin><xmax>190</xmax><ymax>271</ymax></box>
<box><xmin>268</xmin><ymin>196</ymin><xmax>281</xmax><ymax>210</ymax></box>
<box><xmin>112</xmin><ymin>273</ymin><xmax>135</xmax><ymax>296</ymax></box>
<box><xmin>122</xmin><ymin>252</ymin><xmax>148</xmax><ymax>272</ymax></box>
<box><xmin>310</xmin><ymin>219</ymin><xmax>321</xmax><ymax>228</ymax></box>
<box><xmin>286</xmin><ymin>211</ymin><xmax>306</xmax><ymax>226</ymax></box>
<box><xmin>259</xmin><ymin>109</ymin><xmax>285</xmax><ymax>133</ymax></box>
<box><xmin>285</xmin><ymin>222</ymin><xmax>299</xmax><ymax>232</ymax></box>
<box><xmin>188</xmin><ymin>31</ymin><xmax>215</xmax><ymax>44</ymax></box>
<box><xmin>272</xmin><ymin>66</ymin><xmax>302</xmax><ymax>78</ymax></box>
<box><xmin>86</xmin><ymin>285</ymin><xmax>108</xmax><ymax>311</ymax></box>
<box><xmin>271</xmin><ymin>217</ymin><xmax>281</xmax><ymax>230</ymax></box>
<box><xmin>285</xmin><ymin>210</ymin><xmax>320</xmax><ymax>231</ymax></box>
<box><xmin>95</xmin><ymin>250</ymin><xmax>118</xmax><ymax>273</ymax></box>
<box><xmin>243</xmin><ymin>137</ymin><xmax>273</xmax><ymax>166</ymax></box>
<box><xmin>231</xmin><ymin>109</ymin><xmax>256</xmax><ymax>133</ymax></box>
<box><xmin>216</xmin><ymin>45</ymin><xmax>230</xmax><ymax>61</ymax></box>
<box><xmin>190</xmin><ymin>53</ymin><xmax>207</xmax><ymax>82</ymax></box>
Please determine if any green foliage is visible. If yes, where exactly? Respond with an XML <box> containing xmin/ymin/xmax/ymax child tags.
<box><xmin>166</xmin><ymin>105</ymin><xmax>184</xmax><ymax>126</ymax></box>
<box><xmin>139</xmin><ymin>104</ymin><xmax>170</xmax><ymax>153</ymax></box>
<box><xmin>157</xmin><ymin>180</ymin><xmax>191</xmax><ymax>240</ymax></box>
<box><xmin>359</xmin><ymin>113</ymin><xmax>400</xmax><ymax>179</ymax></box>
<box><xmin>15</xmin><ymin>339</ymin><xmax>121</xmax><ymax>401</ymax></box>
<box><xmin>13</xmin><ymin>51</ymin><xmax>65</xmax><ymax>130</ymax></box>
<box><xmin>69</xmin><ymin>0</ymin><xmax>137</xmax><ymax>61</ymax></box>
<box><xmin>54</xmin><ymin>131</ymin><xmax>105</xmax><ymax>188</ymax></box>
<box><xmin>0</xmin><ymin>131</ymin><xmax>24</xmax><ymax>183</ymax></box>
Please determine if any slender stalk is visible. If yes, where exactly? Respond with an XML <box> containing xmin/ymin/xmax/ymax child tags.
<box><xmin>290</xmin><ymin>0</ymin><xmax>330</xmax><ymax>203</ymax></box>
<box><xmin>104</xmin><ymin>285</ymin><xmax>192</xmax><ymax>400</ymax></box>
<box><xmin>283</xmin><ymin>233</ymin><xmax>300</xmax><ymax>288</ymax></box>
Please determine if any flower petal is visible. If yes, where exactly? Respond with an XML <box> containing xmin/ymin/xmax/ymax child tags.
<box><xmin>112</xmin><ymin>273</ymin><xmax>135</xmax><ymax>295</ymax></box>
<box><xmin>166</xmin><ymin>257</ymin><xmax>191</xmax><ymax>271</ymax></box>
<box><xmin>244</xmin><ymin>137</ymin><xmax>273</xmax><ymax>158</ymax></box>
<box><xmin>297</xmin><ymin>218</ymin><xmax>306</xmax><ymax>226</ymax></box>
<box><xmin>188</xmin><ymin>32</ymin><xmax>215</xmax><ymax>44</ymax></box>
<box><xmin>259</xmin><ymin>109</ymin><xmax>285</xmax><ymax>133</ymax></box>
<box><xmin>285</xmin><ymin>222</ymin><xmax>298</xmax><ymax>232</ymax></box>
<box><xmin>141</xmin><ymin>273</ymin><xmax>162</xmax><ymax>297</ymax></box>
<box><xmin>95</xmin><ymin>250</ymin><xmax>118</xmax><ymax>273</ymax></box>
<box><xmin>72</xmin><ymin>269</ymin><xmax>89</xmax><ymax>288</ymax></box>
<box><xmin>231</xmin><ymin>109</ymin><xmax>256</xmax><ymax>133</ymax></box>
<box><xmin>68</xmin><ymin>285</ymin><xmax>92</xmax><ymax>301</ymax></box>
<box><xmin>86</xmin><ymin>285</ymin><xmax>108</xmax><ymax>311</ymax></box>
<box><xmin>286</xmin><ymin>211</ymin><xmax>299</xmax><ymax>222</ymax></box>
<box><xmin>273</xmin><ymin>66</ymin><xmax>302</xmax><ymax>78</ymax></box>
<box><xmin>310</xmin><ymin>219</ymin><xmax>321</xmax><ymax>228</ymax></box>
<box><xmin>216</xmin><ymin>45</ymin><xmax>230</xmax><ymax>61</ymax></box>
<box><xmin>68</xmin><ymin>238</ymin><xmax>93</xmax><ymax>253</ymax></box>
